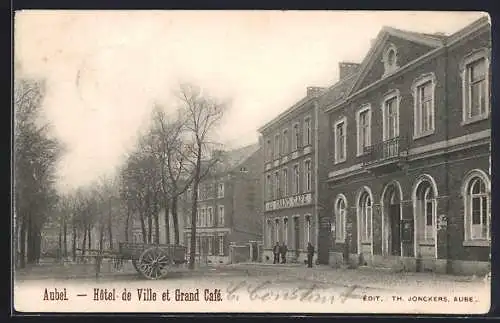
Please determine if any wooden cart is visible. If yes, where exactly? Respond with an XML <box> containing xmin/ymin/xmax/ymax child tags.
<box><xmin>117</xmin><ymin>242</ymin><xmax>187</xmax><ymax>280</ymax></box>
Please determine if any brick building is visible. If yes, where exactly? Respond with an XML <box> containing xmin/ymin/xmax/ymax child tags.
<box><xmin>321</xmin><ymin>17</ymin><xmax>491</xmax><ymax>275</ymax></box>
<box><xmin>183</xmin><ymin>143</ymin><xmax>263</xmax><ymax>265</ymax></box>
<box><xmin>258</xmin><ymin>86</ymin><xmax>330</xmax><ymax>264</ymax></box>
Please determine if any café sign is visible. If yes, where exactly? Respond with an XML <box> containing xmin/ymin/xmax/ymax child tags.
<box><xmin>265</xmin><ymin>193</ymin><xmax>312</xmax><ymax>211</ymax></box>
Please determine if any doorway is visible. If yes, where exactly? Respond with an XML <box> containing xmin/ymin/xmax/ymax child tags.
<box><xmin>389</xmin><ymin>204</ymin><xmax>401</xmax><ymax>256</ymax></box>
<box><xmin>251</xmin><ymin>242</ymin><xmax>258</xmax><ymax>261</ymax></box>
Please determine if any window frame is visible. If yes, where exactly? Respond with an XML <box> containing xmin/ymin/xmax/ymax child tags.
<box><xmin>282</xmin><ymin>168</ymin><xmax>288</xmax><ymax>197</ymax></box>
<box><xmin>304</xmin><ymin>159</ymin><xmax>312</xmax><ymax>192</ymax></box>
<box><xmin>273</xmin><ymin>171</ymin><xmax>280</xmax><ymax>199</ymax></box>
<box><xmin>304</xmin><ymin>116</ymin><xmax>312</xmax><ymax>147</ymax></box>
<box><xmin>412</xmin><ymin>73</ymin><xmax>436</xmax><ymax>139</ymax></box>
<box><xmin>381</xmin><ymin>89</ymin><xmax>400</xmax><ymax>141</ymax></box>
<box><xmin>282</xmin><ymin>128</ymin><xmax>289</xmax><ymax>155</ymax></box>
<box><xmin>382</xmin><ymin>44</ymin><xmax>399</xmax><ymax>76</ymax></box>
<box><xmin>334</xmin><ymin>194</ymin><xmax>347</xmax><ymax>243</ymax></box>
<box><xmin>462</xmin><ymin>170</ymin><xmax>491</xmax><ymax>246</ymax></box>
<box><xmin>334</xmin><ymin>117</ymin><xmax>347</xmax><ymax>164</ymax></box>
<box><xmin>292</xmin><ymin>122</ymin><xmax>301</xmax><ymax>151</ymax></box>
<box><xmin>218</xmin><ymin>205</ymin><xmax>225</xmax><ymax>227</ymax></box>
<box><xmin>358</xmin><ymin>191</ymin><xmax>373</xmax><ymax>243</ymax></box>
<box><xmin>304</xmin><ymin>214</ymin><xmax>311</xmax><ymax>246</ymax></box>
<box><xmin>356</xmin><ymin>104</ymin><xmax>372</xmax><ymax>156</ymax></box>
<box><xmin>283</xmin><ymin>217</ymin><xmax>289</xmax><ymax>244</ymax></box>
<box><xmin>460</xmin><ymin>48</ymin><xmax>490</xmax><ymax>125</ymax></box>
<box><xmin>292</xmin><ymin>163</ymin><xmax>300</xmax><ymax>195</ymax></box>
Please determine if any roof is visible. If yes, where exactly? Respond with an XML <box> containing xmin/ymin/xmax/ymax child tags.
<box><xmin>320</xmin><ymin>71</ymin><xmax>359</xmax><ymax>110</ymax></box>
<box><xmin>223</xmin><ymin>143</ymin><xmax>260</xmax><ymax>169</ymax></box>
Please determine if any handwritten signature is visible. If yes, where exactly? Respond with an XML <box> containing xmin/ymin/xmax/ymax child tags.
<box><xmin>226</xmin><ymin>280</ymin><xmax>359</xmax><ymax>304</ymax></box>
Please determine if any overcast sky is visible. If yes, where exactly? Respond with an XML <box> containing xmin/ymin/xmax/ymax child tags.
<box><xmin>15</xmin><ymin>10</ymin><xmax>487</xmax><ymax>192</ymax></box>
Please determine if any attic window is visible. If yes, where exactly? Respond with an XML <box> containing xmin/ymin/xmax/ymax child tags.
<box><xmin>383</xmin><ymin>44</ymin><xmax>399</xmax><ymax>76</ymax></box>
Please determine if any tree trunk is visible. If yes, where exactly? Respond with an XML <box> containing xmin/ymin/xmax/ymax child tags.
<box><xmin>108</xmin><ymin>199</ymin><xmax>113</xmax><ymax>249</ymax></box>
<box><xmin>72</xmin><ymin>223</ymin><xmax>77</xmax><ymax>262</ymax></box>
<box><xmin>164</xmin><ymin>204</ymin><xmax>170</xmax><ymax>245</ymax></box>
<box><xmin>19</xmin><ymin>216</ymin><xmax>27</xmax><ymax>268</ymax></box>
<box><xmin>189</xmin><ymin>149</ymin><xmax>202</xmax><ymax>270</ymax></box>
<box><xmin>82</xmin><ymin>225</ymin><xmax>87</xmax><ymax>256</ymax></box>
<box><xmin>147</xmin><ymin>204</ymin><xmax>153</xmax><ymax>244</ymax></box>
<box><xmin>26</xmin><ymin>212</ymin><xmax>35</xmax><ymax>264</ymax></box>
<box><xmin>154</xmin><ymin>208</ymin><xmax>160</xmax><ymax>244</ymax></box>
<box><xmin>172</xmin><ymin>197</ymin><xmax>180</xmax><ymax>245</ymax></box>
<box><xmin>63</xmin><ymin>217</ymin><xmax>68</xmax><ymax>258</ymax></box>
<box><xmin>58</xmin><ymin>223</ymin><xmax>63</xmax><ymax>260</ymax></box>
<box><xmin>125</xmin><ymin>205</ymin><xmax>131</xmax><ymax>242</ymax></box>
<box><xmin>140</xmin><ymin>211</ymin><xmax>147</xmax><ymax>244</ymax></box>
<box><xmin>34</xmin><ymin>229</ymin><xmax>42</xmax><ymax>263</ymax></box>
<box><xmin>87</xmin><ymin>224</ymin><xmax>92</xmax><ymax>250</ymax></box>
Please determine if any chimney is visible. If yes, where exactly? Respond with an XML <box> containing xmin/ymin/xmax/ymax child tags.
<box><xmin>306</xmin><ymin>86</ymin><xmax>325</xmax><ymax>97</ymax></box>
<box><xmin>338</xmin><ymin>62</ymin><xmax>360</xmax><ymax>80</ymax></box>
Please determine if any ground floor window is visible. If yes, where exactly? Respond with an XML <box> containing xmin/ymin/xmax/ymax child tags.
<box><xmin>304</xmin><ymin>215</ymin><xmax>311</xmax><ymax>246</ymax></box>
<box><xmin>218</xmin><ymin>235</ymin><xmax>225</xmax><ymax>256</ymax></box>
<box><xmin>463</xmin><ymin>170</ymin><xmax>491</xmax><ymax>241</ymax></box>
<box><xmin>335</xmin><ymin>195</ymin><xmax>347</xmax><ymax>242</ymax></box>
<box><xmin>358</xmin><ymin>190</ymin><xmax>372</xmax><ymax>243</ymax></box>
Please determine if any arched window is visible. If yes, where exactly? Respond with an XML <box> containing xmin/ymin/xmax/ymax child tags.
<box><xmin>464</xmin><ymin>173</ymin><xmax>490</xmax><ymax>241</ymax></box>
<box><xmin>415</xmin><ymin>181</ymin><xmax>436</xmax><ymax>242</ymax></box>
<box><xmin>359</xmin><ymin>191</ymin><xmax>372</xmax><ymax>243</ymax></box>
<box><xmin>335</xmin><ymin>195</ymin><xmax>347</xmax><ymax>242</ymax></box>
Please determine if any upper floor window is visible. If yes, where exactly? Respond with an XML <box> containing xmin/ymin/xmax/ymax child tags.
<box><xmin>304</xmin><ymin>117</ymin><xmax>311</xmax><ymax>146</ymax></box>
<box><xmin>266</xmin><ymin>174</ymin><xmax>272</xmax><ymax>201</ymax></box>
<box><xmin>412</xmin><ymin>73</ymin><xmax>436</xmax><ymax>138</ymax></box>
<box><xmin>334</xmin><ymin>117</ymin><xmax>347</xmax><ymax>164</ymax></box>
<box><xmin>356</xmin><ymin>105</ymin><xmax>371</xmax><ymax>156</ymax></box>
<box><xmin>461</xmin><ymin>49</ymin><xmax>490</xmax><ymax>124</ymax></box>
<box><xmin>463</xmin><ymin>170</ymin><xmax>490</xmax><ymax>242</ymax></box>
<box><xmin>266</xmin><ymin>139</ymin><xmax>272</xmax><ymax>161</ymax></box>
<box><xmin>382</xmin><ymin>90</ymin><xmax>400</xmax><ymax>141</ymax></box>
<box><xmin>282</xmin><ymin>168</ymin><xmax>288</xmax><ymax>197</ymax></box>
<box><xmin>218</xmin><ymin>205</ymin><xmax>225</xmax><ymax>227</ymax></box>
<box><xmin>293</xmin><ymin>164</ymin><xmax>300</xmax><ymax>195</ymax></box>
<box><xmin>207</xmin><ymin>207</ymin><xmax>213</xmax><ymax>227</ymax></box>
<box><xmin>292</xmin><ymin>123</ymin><xmax>300</xmax><ymax>151</ymax></box>
<box><xmin>274</xmin><ymin>133</ymin><xmax>280</xmax><ymax>159</ymax></box>
<box><xmin>304</xmin><ymin>159</ymin><xmax>312</xmax><ymax>192</ymax></box>
<box><xmin>217</xmin><ymin>182</ymin><xmax>224</xmax><ymax>198</ymax></box>
<box><xmin>282</xmin><ymin>129</ymin><xmax>289</xmax><ymax>155</ymax></box>
<box><xmin>382</xmin><ymin>44</ymin><xmax>399</xmax><ymax>76</ymax></box>
<box><xmin>274</xmin><ymin>171</ymin><xmax>280</xmax><ymax>199</ymax></box>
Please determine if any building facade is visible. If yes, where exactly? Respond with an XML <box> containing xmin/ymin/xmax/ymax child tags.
<box><xmin>259</xmin><ymin>87</ymin><xmax>329</xmax><ymax>264</ymax></box>
<box><xmin>322</xmin><ymin>17</ymin><xmax>491</xmax><ymax>275</ymax></box>
<box><xmin>183</xmin><ymin>144</ymin><xmax>263</xmax><ymax>265</ymax></box>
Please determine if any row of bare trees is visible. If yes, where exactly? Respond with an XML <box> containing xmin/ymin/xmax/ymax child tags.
<box><xmin>14</xmin><ymin>82</ymin><xmax>227</xmax><ymax>270</ymax></box>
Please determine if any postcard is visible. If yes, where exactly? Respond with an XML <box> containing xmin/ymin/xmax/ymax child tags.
<box><xmin>13</xmin><ymin>10</ymin><xmax>491</xmax><ymax>314</ymax></box>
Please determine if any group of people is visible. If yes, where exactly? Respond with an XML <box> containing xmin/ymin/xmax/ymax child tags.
<box><xmin>272</xmin><ymin>242</ymin><xmax>315</xmax><ymax>268</ymax></box>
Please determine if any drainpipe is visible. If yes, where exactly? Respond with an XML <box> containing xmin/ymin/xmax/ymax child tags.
<box><xmin>314</xmin><ymin>100</ymin><xmax>320</xmax><ymax>263</ymax></box>
<box><xmin>444</xmin><ymin>44</ymin><xmax>452</xmax><ymax>274</ymax></box>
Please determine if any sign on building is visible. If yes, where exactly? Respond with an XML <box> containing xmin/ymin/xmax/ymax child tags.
<box><xmin>265</xmin><ymin>193</ymin><xmax>312</xmax><ymax>211</ymax></box>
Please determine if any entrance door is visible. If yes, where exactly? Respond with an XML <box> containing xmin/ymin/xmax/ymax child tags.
<box><xmin>389</xmin><ymin>205</ymin><xmax>401</xmax><ymax>256</ymax></box>
<box><xmin>251</xmin><ymin>242</ymin><xmax>258</xmax><ymax>261</ymax></box>
<box><xmin>294</xmin><ymin>217</ymin><xmax>300</xmax><ymax>257</ymax></box>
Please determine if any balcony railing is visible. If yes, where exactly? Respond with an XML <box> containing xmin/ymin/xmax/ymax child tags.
<box><xmin>362</xmin><ymin>136</ymin><xmax>407</xmax><ymax>165</ymax></box>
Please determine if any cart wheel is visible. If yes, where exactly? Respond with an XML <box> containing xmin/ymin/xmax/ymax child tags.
<box><xmin>138</xmin><ymin>247</ymin><xmax>170</xmax><ymax>280</ymax></box>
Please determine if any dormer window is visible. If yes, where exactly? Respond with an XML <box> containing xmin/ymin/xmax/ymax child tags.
<box><xmin>383</xmin><ymin>44</ymin><xmax>399</xmax><ymax>75</ymax></box>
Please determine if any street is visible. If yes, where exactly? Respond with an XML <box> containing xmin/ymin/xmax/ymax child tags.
<box><xmin>14</xmin><ymin>260</ymin><xmax>490</xmax><ymax>314</ymax></box>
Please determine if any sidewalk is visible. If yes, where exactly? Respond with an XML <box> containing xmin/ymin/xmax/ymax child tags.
<box><xmin>228</xmin><ymin>262</ymin><xmax>488</xmax><ymax>291</ymax></box>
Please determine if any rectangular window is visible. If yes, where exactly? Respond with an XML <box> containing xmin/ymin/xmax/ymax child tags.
<box><xmin>218</xmin><ymin>205</ymin><xmax>225</xmax><ymax>226</ymax></box>
<box><xmin>304</xmin><ymin>160</ymin><xmax>312</xmax><ymax>192</ymax></box>
<box><xmin>283</xmin><ymin>218</ymin><xmax>288</xmax><ymax>244</ymax></box>
<box><xmin>357</xmin><ymin>107</ymin><xmax>371</xmax><ymax>156</ymax></box>
<box><xmin>208</xmin><ymin>236</ymin><xmax>213</xmax><ymax>255</ymax></box>
<box><xmin>293</xmin><ymin>123</ymin><xmax>300</xmax><ymax>151</ymax></box>
<box><xmin>274</xmin><ymin>171</ymin><xmax>280</xmax><ymax>199</ymax></box>
<box><xmin>466</xmin><ymin>58</ymin><xmax>487</xmax><ymax>120</ymax></box>
<box><xmin>282</xmin><ymin>169</ymin><xmax>288</xmax><ymax>196</ymax></box>
<box><xmin>304</xmin><ymin>117</ymin><xmax>311</xmax><ymax>146</ymax></box>
<box><xmin>218</xmin><ymin>235</ymin><xmax>225</xmax><ymax>256</ymax></box>
<box><xmin>266</xmin><ymin>174</ymin><xmax>272</xmax><ymax>200</ymax></box>
<box><xmin>217</xmin><ymin>183</ymin><xmax>224</xmax><ymax>198</ymax></box>
<box><xmin>282</xmin><ymin>129</ymin><xmax>289</xmax><ymax>155</ymax></box>
<box><xmin>384</xmin><ymin>96</ymin><xmax>399</xmax><ymax>140</ymax></box>
<box><xmin>274</xmin><ymin>133</ymin><xmax>280</xmax><ymax>159</ymax></box>
<box><xmin>266</xmin><ymin>139</ymin><xmax>272</xmax><ymax>161</ymax></box>
<box><xmin>415</xmin><ymin>80</ymin><xmax>434</xmax><ymax>136</ymax></box>
<box><xmin>334</xmin><ymin>119</ymin><xmax>347</xmax><ymax>163</ymax></box>
<box><xmin>208</xmin><ymin>207</ymin><xmax>213</xmax><ymax>227</ymax></box>
<box><xmin>293</xmin><ymin>164</ymin><xmax>300</xmax><ymax>194</ymax></box>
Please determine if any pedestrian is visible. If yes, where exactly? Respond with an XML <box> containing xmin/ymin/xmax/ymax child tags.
<box><xmin>306</xmin><ymin>242</ymin><xmax>315</xmax><ymax>268</ymax></box>
<box><xmin>273</xmin><ymin>242</ymin><xmax>280</xmax><ymax>264</ymax></box>
<box><xmin>280</xmin><ymin>242</ymin><xmax>288</xmax><ymax>264</ymax></box>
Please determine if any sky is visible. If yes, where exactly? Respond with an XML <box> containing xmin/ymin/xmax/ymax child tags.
<box><xmin>14</xmin><ymin>10</ymin><xmax>488</xmax><ymax>192</ymax></box>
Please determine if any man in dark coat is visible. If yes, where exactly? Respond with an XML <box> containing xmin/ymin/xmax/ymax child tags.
<box><xmin>306</xmin><ymin>242</ymin><xmax>315</xmax><ymax>268</ymax></box>
<box><xmin>273</xmin><ymin>242</ymin><xmax>280</xmax><ymax>264</ymax></box>
<box><xmin>280</xmin><ymin>242</ymin><xmax>288</xmax><ymax>264</ymax></box>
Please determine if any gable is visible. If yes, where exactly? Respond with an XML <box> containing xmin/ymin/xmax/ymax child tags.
<box><xmin>350</xmin><ymin>32</ymin><xmax>443</xmax><ymax>95</ymax></box>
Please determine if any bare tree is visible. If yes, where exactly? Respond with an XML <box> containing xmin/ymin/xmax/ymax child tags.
<box><xmin>176</xmin><ymin>84</ymin><xmax>226</xmax><ymax>270</ymax></box>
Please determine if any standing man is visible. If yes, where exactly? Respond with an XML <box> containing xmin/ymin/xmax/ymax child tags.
<box><xmin>280</xmin><ymin>242</ymin><xmax>288</xmax><ymax>264</ymax></box>
<box><xmin>306</xmin><ymin>242</ymin><xmax>315</xmax><ymax>268</ymax></box>
<box><xmin>273</xmin><ymin>242</ymin><xmax>280</xmax><ymax>264</ymax></box>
